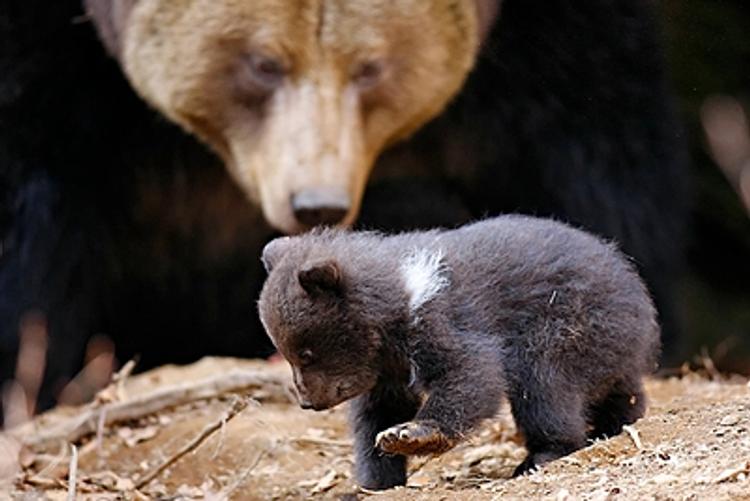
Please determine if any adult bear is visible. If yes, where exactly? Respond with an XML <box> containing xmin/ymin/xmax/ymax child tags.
<box><xmin>0</xmin><ymin>0</ymin><xmax>686</xmax><ymax>412</ymax></box>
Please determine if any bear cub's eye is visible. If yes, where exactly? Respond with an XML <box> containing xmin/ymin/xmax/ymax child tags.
<box><xmin>298</xmin><ymin>348</ymin><xmax>315</xmax><ymax>367</ymax></box>
<box><xmin>245</xmin><ymin>53</ymin><xmax>287</xmax><ymax>90</ymax></box>
<box><xmin>351</xmin><ymin>60</ymin><xmax>386</xmax><ymax>91</ymax></box>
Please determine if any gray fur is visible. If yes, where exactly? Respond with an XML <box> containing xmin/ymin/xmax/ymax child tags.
<box><xmin>257</xmin><ymin>215</ymin><xmax>660</xmax><ymax>490</ymax></box>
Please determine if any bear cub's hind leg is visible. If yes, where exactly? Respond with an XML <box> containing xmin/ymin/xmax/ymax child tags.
<box><xmin>508</xmin><ymin>374</ymin><xmax>588</xmax><ymax>477</ymax></box>
<box><xmin>588</xmin><ymin>378</ymin><xmax>646</xmax><ymax>440</ymax></box>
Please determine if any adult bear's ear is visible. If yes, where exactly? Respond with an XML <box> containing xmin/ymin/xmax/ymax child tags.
<box><xmin>475</xmin><ymin>0</ymin><xmax>501</xmax><ymax>44</ymax></box>
<box><xmin>298</xmin><ymin>261</ymin><xmax>342</xmax><ymax>297</ymax></box>
<box><xmin>85</xmin><ymin>0</ymin><xmax>139</xmax><ymax>59</ymax></box>
<box><xmin>261</xmin><ymin>237</ymin><xmax>292</xmax><ymax>273</ymax></box>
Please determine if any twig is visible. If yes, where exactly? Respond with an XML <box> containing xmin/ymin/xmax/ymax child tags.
<box><xmin>94</xmin><ymin>357</ymin><xmax>137</xmax><ymax>405</ymax></box>
<box><xmin>114</xmin><ymin>358</ymin><xmax>137</xmax><ymax>401</ymax></box>
<box><xmin>219</xmin><ymin>449</ymin><xmax>268</xmax><ymax>498</ymax></box>
<box><xmin>135</xmin><ymin>397</ymin><xmax>250</xmax><ymax>489</ymax></box>
<box><xmin>291</xmin><ymin>436</ymin><xmax>352</xmax><ymax>447</ymax></box>
<box><xmin>95</xmin><ymin>407</ymin><xmax>107</xmax><ymax>456</ymax></box>
<box><xmin>16</xmin><ymin>370</ymin><xmax>287</xmax><ymax>448</ymax></box>
<box><xmin>210</xmin><ymin>414</ymin><xmax>228</xmax><ymax>460</ymax></box>
<box><xmin>23</xmin><ymin>475</ymin><xmax>65</xmax><ymax>489</ymax></box>
<box><xmin>622</xmin><ymin>425</ymin><xmax>643</xmax><ymax>450</ymax></box>
<box><xmin>66</xmin><ymin>444</ymin><xmax>78</xmax><ymax>501</ymax></box>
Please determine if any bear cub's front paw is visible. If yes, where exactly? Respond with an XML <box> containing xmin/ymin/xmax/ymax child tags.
<box><xmin>375</xmin><ymin>420</ymin><xmax>457</xmax><ymax>456</ymax></box>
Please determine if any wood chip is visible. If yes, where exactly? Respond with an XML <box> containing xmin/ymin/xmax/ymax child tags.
<box><xmin>715</xmin><ymin>461</ymin><xmax>750</xmax><ymax>483</ymax></box>
<box><xmin>118</xmin><ymin>426</ymin><xmax>159</xmax><ymax>449</ymax></box>
<box><xmin>622</xmin><ymin>425</ymin><xmax>643</xmax><ymax>450</ymax></box>
<box><xmin>310</xmin><ymin>469</ymin><xmax>340</xmax><ymax>494</ymax></box>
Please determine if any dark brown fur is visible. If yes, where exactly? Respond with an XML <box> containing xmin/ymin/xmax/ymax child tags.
<box><xmin>258</xmin><ymin>215</ymin><xmax>660</xmax><ymax>489</ymax></box>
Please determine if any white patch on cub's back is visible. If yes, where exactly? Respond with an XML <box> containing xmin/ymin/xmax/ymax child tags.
<box><xmin>401</xmin><ymin>248</ymin><xmax>449</xmax><ymax>313</ymax></box>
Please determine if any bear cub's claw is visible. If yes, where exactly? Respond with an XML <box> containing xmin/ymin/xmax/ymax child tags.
<box><xmin>375</xmin><ymin>420</ymin><xmax>457</xmax><ymax>456</ymax></box>
<box><xmin>512</xmin><ymin>450</ymin><xmax>565</xmax><ymax>477</ymax></box>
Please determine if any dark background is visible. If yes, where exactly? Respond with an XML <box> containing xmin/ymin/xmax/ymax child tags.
<box><xmin>661</xmin><ymin>0</ymin><xmax>750</xmax><ymax>372</ymax></box>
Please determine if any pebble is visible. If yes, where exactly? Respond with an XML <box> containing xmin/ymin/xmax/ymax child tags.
<box><xmin>556</xmin><ymin>488</ymin><xmax>572</xmax><ymax>500</ymax></box>
<box><xmin>651</xmin><ymin>473</ymin><xmax>679</xmax><ymax>485</ymax></box>
<box><xmin>720</xmin><ymin>414</ymin><xmax>740</xmax><ymax>426</ymax></box>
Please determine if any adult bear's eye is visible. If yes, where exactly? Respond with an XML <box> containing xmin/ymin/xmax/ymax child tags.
<box><xmin>351</xmin><ymin>59</ymin><xmax>387</xmax><ymax>91</ymax></box>
<box><xmin>245</xmin><ymin>53</ymin><xmax>287</xmax><ymax>91</ymax></box>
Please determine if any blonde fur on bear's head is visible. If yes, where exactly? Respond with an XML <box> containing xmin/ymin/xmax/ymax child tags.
<box><xmin>87</xmin><ymin>0</ymin><xmax>495</xmax><ymax>234</ymax></box>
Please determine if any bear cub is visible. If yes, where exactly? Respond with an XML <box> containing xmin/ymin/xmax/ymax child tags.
<box><xmin>258</xmin><ymin>215</ymin><xmax>660</xmax><ymax>490</ymax></box>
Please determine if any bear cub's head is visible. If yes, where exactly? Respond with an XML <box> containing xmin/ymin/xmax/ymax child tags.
<box><xmin>258</xmin><ymin>232</ymin><xmax>407</xmax><ymax>410</ymax></box>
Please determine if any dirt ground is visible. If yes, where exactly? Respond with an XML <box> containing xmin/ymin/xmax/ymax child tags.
<box><xmin>2</xmin><ymin>357</ymin><xmax>749</xmax><ymax>500</ymax></box>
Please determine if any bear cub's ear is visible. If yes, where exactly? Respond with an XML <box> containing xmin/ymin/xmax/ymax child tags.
<box><xmin>298</xmin><ymin>261</ymin><xmax>342</xmax><ymax>297</ymax></box>
<box><xmin>262</xmin><ymin>237</ymin><xmax>292</xmax><ymax>273</ymax></box>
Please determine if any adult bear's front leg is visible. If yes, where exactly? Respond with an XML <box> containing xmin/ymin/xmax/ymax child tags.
<box><xmin>0</xmin><ymin>176</ymin><xmax>106</xmax><ymax>416</ymax></box>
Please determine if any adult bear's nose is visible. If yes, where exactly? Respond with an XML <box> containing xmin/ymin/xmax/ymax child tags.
<box><xmin>291</xmin><ymin>188</ymin><xmax>350</xmax><ymax>227</ymax></box>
